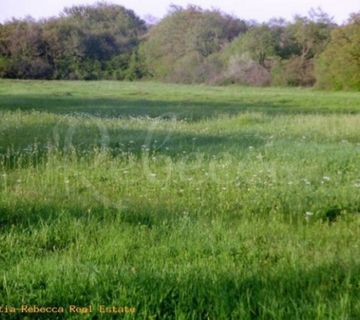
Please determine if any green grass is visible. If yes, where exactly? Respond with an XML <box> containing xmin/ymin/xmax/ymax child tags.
<box><xmin>0</xmin><ymin>79</ymin><xmax>360</xmax><ymax>319</ymax></box>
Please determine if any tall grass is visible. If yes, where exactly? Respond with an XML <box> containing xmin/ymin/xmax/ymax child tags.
<box><xmin>0</xmin><ymin>80</ymin><xmax>360</xmax><ymax>319</ymax></box>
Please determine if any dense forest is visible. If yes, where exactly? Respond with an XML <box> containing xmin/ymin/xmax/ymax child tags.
<box><xmin>0</xmin><ymin>3</ymin><xmax>359</xmax><ymax>89</ymax></box>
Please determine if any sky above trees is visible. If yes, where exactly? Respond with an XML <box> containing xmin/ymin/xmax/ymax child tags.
<box><xmin>0</xmin><ymin>0</ymin><xmax>358</xmax><ymax>24</ymax></box>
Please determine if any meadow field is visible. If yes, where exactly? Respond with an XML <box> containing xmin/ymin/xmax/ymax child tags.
<box><xmin>0</xmin><ymin>80</ymin><xmax>360</xmax><ymax>319</ymax></box>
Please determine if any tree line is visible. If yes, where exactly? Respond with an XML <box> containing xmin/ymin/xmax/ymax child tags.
<box><xmin>0</xmin><ymin>3</ymin><xmax>359</xmax><ymax>90</ymax></box>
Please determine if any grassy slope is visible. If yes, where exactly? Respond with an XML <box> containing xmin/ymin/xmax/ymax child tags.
<box><xmin>0</xmin><ymin>80</ymin><xmax>360</xmax><ymax>319</ymax></box>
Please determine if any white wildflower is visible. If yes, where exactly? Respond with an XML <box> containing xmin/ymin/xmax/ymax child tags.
<box><xmin>305</xmin><ymin>211</ymin><xmax>314</xmax><ymax>222</ymax></box>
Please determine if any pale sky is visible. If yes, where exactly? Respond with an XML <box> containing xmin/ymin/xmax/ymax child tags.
<box><xmin>0</xmin><ymin>0</ymin><xmax>359</xmax><ymax>24</ymax></box>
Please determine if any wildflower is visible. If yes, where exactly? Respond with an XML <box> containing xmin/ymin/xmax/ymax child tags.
<box><xmin>322</xmin><ymin>176</ymin><xmax>331</xmax><ymax>181</ymax></box>
<box><xmin>305</xmin><ymin>211</ymin><xmax>314</xmax><ymax>222</ymax></box>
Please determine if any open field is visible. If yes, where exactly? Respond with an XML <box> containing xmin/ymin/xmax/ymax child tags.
<box><xmin>0</xmin><ymin>80</ymin><xmax>360</xmax><ymax>319</ymax></box>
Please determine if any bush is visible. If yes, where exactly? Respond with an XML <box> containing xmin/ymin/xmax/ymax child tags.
<box><xmin>220</xmin><ymin>54</ymin><xmax>271</xmax><ymax>86</ymax></box>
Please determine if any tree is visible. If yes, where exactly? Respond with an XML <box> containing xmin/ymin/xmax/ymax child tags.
<box><xmin>224</xmin><ymin>25</ymin><xmax>276</xmax><ymax>67</ymax></box>
<box><xmin>0</xmin><ymin>18</ymin><xmax>53</xmax><ymax>79</ymax></box>
<box><xmin>141</xmin><ymin>5</ymin><xmax>246</xmax><ymax>81</ymax></box>
<box><xmin>316</xmin><ymin>13</ymin><xmax>360</xmax><ymax>90</ymax></box>
<box><xmin>43</xmin><ymin>3</ymin><xmax>146</xmax><ymax>80</ymax></box>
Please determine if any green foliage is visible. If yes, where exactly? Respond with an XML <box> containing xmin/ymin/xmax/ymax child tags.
<box><xmin>0</xmin><ymin>56</ymin><xmax>9</xmax><ymax>77</ymax></box>
<box><xmin>288</xmin><ymin>9</ymin><xmax>335</xmax><ymax>60</ymax></box>
<box><xmin>222</xmin><ymin>10</ymin><xmax>335</xmax><ymax>87</ymax></box>
<box><xmin>316</xmin><ymin>13</ymin><xmax>360</xmax><ymax>90</ymax></box>
<box><xmin>224</xmin><ymin>25</ymin><xmax>276</xmax><ymax>66</ymax></box>
<box><xmin>141</xmin><ymin>5</ymin><xmax>246</xmax><ymax>82</ymax></box>
<box><xmin>0</xmin><ymin>5</ymin><xmax>358</xmax><ymax>89</ymax></box>
<box><xmin>271</xmin><ymin>57</ymin><xmax>315</xmax><ymax>87</ymax></box>
<box><xmin>0</xmin><ymin>3</ymin><xmax>146</xmax><ymax>80</ymax></box>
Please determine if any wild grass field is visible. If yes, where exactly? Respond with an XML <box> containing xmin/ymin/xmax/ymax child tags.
<box><xmin>0</xmin><ymin>79</ymin><xmax>360</xmax><ymax>319</ymax></box>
